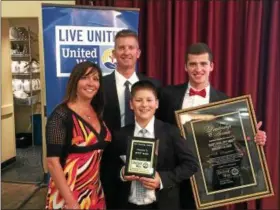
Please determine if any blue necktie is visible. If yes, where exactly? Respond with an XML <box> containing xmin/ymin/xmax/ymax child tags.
<box><xmin>124</xmin><ymin>80</ymin><xmax>134</xmax><ymax>126</ymax></box>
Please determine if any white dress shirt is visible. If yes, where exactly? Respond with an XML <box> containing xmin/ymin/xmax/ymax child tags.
<box><xmin>120</xmin><ymin>117</ymin><xmax>160</xmax><ymax>205</ymax></box>
<box><xmin>128</xmin><ymin>117</ymin><xmax>157</xmax><ymax>205</ymax></box>
<box><xmin>182</xmin><ymin>83</ymin><xmax>210</xmax><ymax>109</ymax></box>
<box><xmin>115</xmin><ymin>70</ymin><xmax>139</xmax><ymax>127</ymax></box>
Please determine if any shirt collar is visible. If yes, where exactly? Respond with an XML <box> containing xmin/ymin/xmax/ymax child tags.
<box><xmin>135</xmin><ymin>116</ymin><xmax>155</xmax><ymax>136</ymax></box>
<box><xmin>115</xmin><ymin>70</ymin><xmax>138</xmax><ymax>86</ymax></box>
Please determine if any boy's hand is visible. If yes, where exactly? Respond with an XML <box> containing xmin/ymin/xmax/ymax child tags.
<box><xmin>139</xmin><ymin>172</ymin><xmax>161</xmax><ymax>190</ymax></box>
<box><xmin>121</xmin><ymin>167</ymin><xmax>139</xmax><ymax>181</ymax></box>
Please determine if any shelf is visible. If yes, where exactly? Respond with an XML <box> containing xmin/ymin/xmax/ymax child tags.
<box><xmin>10</xmin><ymin>39</ymin><xmax>29</xmax><ymax>42</ymax></box>
<box><xmin>11</xmin><ymin>54</ymin><xmax>31</xmax><ymax>58</ymax></box>
<box><xmin>11</xmin><ymin>27</ymin><xmax>40</xmax><ymax>107</ymax></box>
<box><xmin>14</xmin><ymin>95</ymin><xmax>39</xmax><ymax>106</ymax></box>
<box><xmin>12</xmin><ymin>72</ymin><xmax>40</xmax><ymax>76</ymax></box>
<box><xmin>26</xmin><ymin>89</ymin><xmax>41</xmax><ymax>93</ymax></box>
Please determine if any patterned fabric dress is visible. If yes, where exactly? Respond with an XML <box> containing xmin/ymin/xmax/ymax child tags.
<box><xmin>45</xmin><ymin>104</ymin><xmax>111</xmax><ymax>209</ymax></box>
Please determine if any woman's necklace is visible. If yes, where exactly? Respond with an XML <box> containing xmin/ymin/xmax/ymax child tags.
<box><xmin>85</xmin><ymin>114</ymin><xmax>91</xmax><ymax>120</ymax></box>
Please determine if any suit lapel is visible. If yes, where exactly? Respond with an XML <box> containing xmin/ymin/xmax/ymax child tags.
<box><xmin>107</xmin><ymin>72</ymin><xmax>121</xmax><ymax>122</ymax></box>
<box><xmin>137</xmin><ymin>72</ymin><xmax>146</xmax><ymax>81</ymax></box>
<box><xmin>121</xmin><ymin>124</ymin><xmax>135</xmax><ymax>154</ymax></box>
<box><xmin>122</xmin><ymin>125</ymin><xmax>135</xmax><ymax>190</ymax></box>
<box><xmin>154</xmin><ymin>119</ymin><xmax>166</xmax><ymax>168</ymax></box>
<box><xmin>126</xmin><ymin>124</ymin><xmax>135</xmax><ymax>138</ymax></box>
<box><xmin>209</xmin><ymin>86</ymin><xmax>221</xmax><ymax>103</ymax></box>
<box><xmin>175</xmin><ymin>84</ymin><xmax>188</xmax><ymax>110</ymax></box>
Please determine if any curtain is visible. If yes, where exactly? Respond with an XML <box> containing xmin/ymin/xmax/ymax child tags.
<box><xmin>77</xmin><ymin>0</ymin><xmax>280</xmax><ymax>209</ymax></box>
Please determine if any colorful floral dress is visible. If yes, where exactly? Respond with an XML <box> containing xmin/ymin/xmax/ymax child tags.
<box><xmin>45</xmin><ymin>104</ymin><xmax>111</xmax><ymax>209</ymax></box>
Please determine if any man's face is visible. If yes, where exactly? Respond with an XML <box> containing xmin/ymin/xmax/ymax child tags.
<box><xmin>185</xmin><ymin>53</ymin><xmax>213</xmax><ymax>88</ymax></box>
<box><xmin>130</xmin><ymin>89</ymin><xmax>158</xmax><ymax>123</ymax></box>
<box><xmin>113</xmin><ymin>36</ymin><xmax>141</xmax><ymax>70</ymax></box>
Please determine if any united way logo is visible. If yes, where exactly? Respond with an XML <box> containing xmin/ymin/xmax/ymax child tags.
<box><xmin>101</xmin><ymin>48</ymin><xmax>116</xmax><ymax>70</ymax></box>
<box><xmin>230</xmin><ymin>167</ymin><xmax>240</xmax><ymax>176</ymax></box>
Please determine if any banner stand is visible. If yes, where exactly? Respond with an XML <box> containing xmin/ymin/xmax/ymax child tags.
<box><xmin>41</xmin><ymin>3</ymin><xmax>139</xmax><ymax>177</ymax></box>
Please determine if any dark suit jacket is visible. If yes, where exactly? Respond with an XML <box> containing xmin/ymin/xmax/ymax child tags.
<box><xmin>157</xmin><ymin>83</ymin><xmax>229</xmax><ymax>125</ymax></box>
<box><xmin>101</xmin><ymin>71</ymin><xmax>161</xmax><ymax>208</ymax></box>
<box><xmin>112</xmin><ymin>119</ymin><xmax>199</xmax><ymax>209</ymax></box>
<box><xmin>156</xmin><ymin>83</ymin><xmax>228</xmax><ymax>209</ymax></box>
<box><xmin>103</xmin><ymin>71</ymin><xmax>161</xmax><ymax>133</ymax></box>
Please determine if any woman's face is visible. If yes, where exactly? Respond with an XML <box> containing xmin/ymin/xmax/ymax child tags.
<box><xmin>76</xmin><ymin>67</ymin><xmax>100</xmax><ymax>101</ymax></box>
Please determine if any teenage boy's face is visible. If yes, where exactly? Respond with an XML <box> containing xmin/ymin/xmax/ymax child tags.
<box><xmin>130</xmin><ymin>89</ymin><xmax>158</xmax><ymax>123</ymax></box>
<box><xmin>185</xmin><ymin>53</ymin><xmax>213</xmax><ymax>89</ymax></box>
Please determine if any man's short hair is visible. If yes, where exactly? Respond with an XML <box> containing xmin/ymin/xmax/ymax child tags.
<box><xmin>114</xmin><ymin>29</ymin><xmax>138</xmax><ymax>42</ymax></box>
<box><xmin>131</xmin><ymin>80</ymin><xmax>158</xmax><ymax>99</ymax></box>
<box><xmin>185</xmin><ymin>42</ymin><xmax>213</xmax><ymax>62</ymax></box>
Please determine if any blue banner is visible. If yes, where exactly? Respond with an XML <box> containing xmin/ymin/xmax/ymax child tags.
<box><xmin>42</xmin><ymin>4</ymin><xmax>139</xmax><ymax>116</ymax></box>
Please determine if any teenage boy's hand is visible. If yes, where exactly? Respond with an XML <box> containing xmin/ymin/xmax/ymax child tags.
<box><xmin>139</xmin><ymin>172</ymin><xmax>161</xmax><ymax>190</ymax></box>
<box><xmin>254</xmin><ymin>121</ymin><xmax>267</xmax><ymax>146</ymax></box>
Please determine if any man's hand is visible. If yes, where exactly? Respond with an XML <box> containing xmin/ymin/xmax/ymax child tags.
<box><xmin>254</xmin><ymin>121</ymin><xmax>267</xmax><ymax>146</ymax></box>
<box><xmin>139</xmin><ymin>172</ymin><xmax>161</xmax><ymax>190</ymax></box>
<box><xmin>121</xmin><ymin>167</ymin><xmax>139</xmax><ymax>181</ymax></box>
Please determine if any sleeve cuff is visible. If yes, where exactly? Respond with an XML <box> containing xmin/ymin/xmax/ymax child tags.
<box><xmin>120</xmin><ymin>166</ymin><xmax>127</xmax><ymax>182</ymax></box>
<box><xmin>160</xmin><ymin>179</ymin><xmax>164</xmax><ymax>190</ymax></box>
<box><xmin>158</xmin><ymin>173</ymin><xmax>163</xmax><ymax>190</ymax></box>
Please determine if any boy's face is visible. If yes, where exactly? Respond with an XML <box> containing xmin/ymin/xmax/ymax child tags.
<box><xmin>130</xmin><ymin>89</ymin><xmax>158</xmax><ymax>123</ymax></box>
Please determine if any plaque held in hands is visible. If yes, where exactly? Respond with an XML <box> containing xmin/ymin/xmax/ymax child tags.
<box><xmin>125</xmin><ymin>136</ymin><xmax>159</xmax><ymax>178</ymax></box>
<box><xmin>175</xmin><ymin>95</ymin><xmax>274</xmax><ymax>209</ymax></box>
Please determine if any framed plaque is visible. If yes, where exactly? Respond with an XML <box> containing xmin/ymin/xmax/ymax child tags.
<box><xmin>175</xmin><ymin>95</ymin><xmax>274</xmax><ymax>209</ymax></box>
<box><xmin>125</xmin><ymin>136</ymin><xmax>159</xmax><ymax>178</ymax></box>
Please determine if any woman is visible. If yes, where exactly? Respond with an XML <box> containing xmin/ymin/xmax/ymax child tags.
<box><xmin>45</xmin><ymin>61</ymin><xmax>111</xmax><ymax>209</ymax></box>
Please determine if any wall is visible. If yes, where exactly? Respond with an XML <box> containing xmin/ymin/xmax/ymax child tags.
<box><xmin>1</xmin><ymin>0</ymin><xmax>75</xmax><ymax>170</ymax></box>
<box><xmin>1</xmin><ymin>1</ymin><xmax>76</xmax><ymax>18</ymax></box>
<box><xmin>1</xmin><ymin>19</ymin><xmax>16</xmax><ymax>163</ymax></box>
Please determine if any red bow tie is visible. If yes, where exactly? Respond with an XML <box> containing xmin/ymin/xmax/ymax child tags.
<box><xmin>189</xmin><ymin>88</ymin><xmax>206</xmax><ymax>98</ymax></box>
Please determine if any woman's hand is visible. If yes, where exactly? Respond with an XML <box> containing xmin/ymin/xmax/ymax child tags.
<box><xmin>47</xmin><ymin>157</ymin><xmax>80</xmax><ymax>209</ymax></box>
<box><xmin>65</xmin><ymin>201</ymin><xmax>80</xmax><ymax>209</ymax></box>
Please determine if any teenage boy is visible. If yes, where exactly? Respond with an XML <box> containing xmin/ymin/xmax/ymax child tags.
<box><xmin>111</xmin><ymin>80</ymin><xmax>199</xmax><ymax>209</ymax></box>
<box><xmin>157</xmin><ymin>42</ymin><xmax>267</xmax><ymax>209</ymax></box>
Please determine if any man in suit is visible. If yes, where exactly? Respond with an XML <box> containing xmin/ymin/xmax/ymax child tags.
<box><xmin>157</xmin><ymin>42</ymin><xmax>267</xmax><ymax>209</ymax></box>
<box><xmin>103</xmin><ymin>29</ymin><xmax>161</xmax><ymax>132</ymax></box>
<box><xmin>112</xmin><ymin>80</ymin><xmax>199</xmax><ymax>209</ymax></box>
<box><xmin>101</xmin><ymin>29</ymin><xmax>160</xmax><ymax>209</ymax></box>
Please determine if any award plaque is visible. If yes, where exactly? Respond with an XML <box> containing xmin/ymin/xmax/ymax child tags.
<box><xmin>125</xmin><ymin>136</ymin><xmax>159</xmax><ymax>178</ymax></box>
<box><xmin>175</xmin><ymin>95</ymin><xmax>274</xmax><ymax>209</ymax></box>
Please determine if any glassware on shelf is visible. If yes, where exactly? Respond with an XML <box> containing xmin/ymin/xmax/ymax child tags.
<box><xmin>9</xmin><ymin>27</ymin><xmax>29</xmax><ymax>40</ymax></box>
<box><xmin>10</xmin><ymin>26</ymin><xmax>41</xmax><ymax>107</ymax></box>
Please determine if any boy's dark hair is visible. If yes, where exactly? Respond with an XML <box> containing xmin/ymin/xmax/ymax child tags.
<box><xmin>185</xmin><ymin>42</ymin><xmax>213</xmax><ymax>62</ymax></box>
<box><xmin>114</xmin><ymin>29</ymin><xmax>138</xmax><ymax>42</ymax></box>
<box><xmin>131</xmin><ymin>80</ymin><xmax>158</xmax><ymax>99</ymax></box>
